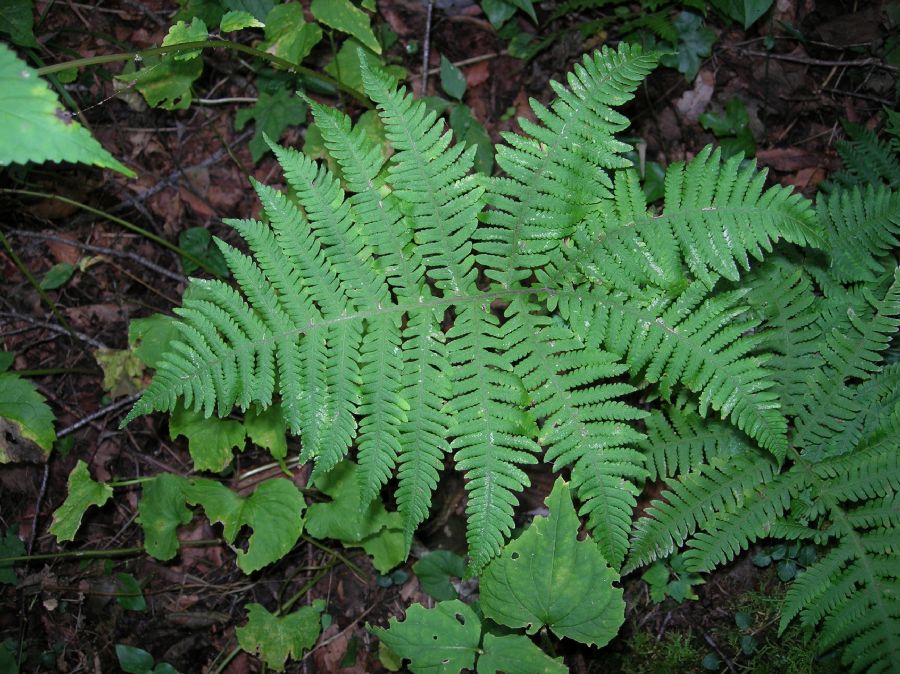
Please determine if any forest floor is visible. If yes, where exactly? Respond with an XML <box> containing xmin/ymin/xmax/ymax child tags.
<box><xmin>0</xmin><ymin>0</ymin><xmax>896</xmax><ymax>672</ymax></box>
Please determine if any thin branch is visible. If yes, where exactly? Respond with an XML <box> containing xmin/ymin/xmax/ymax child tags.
<box><xmin>732</xmin><ymin>48</ymin><xmax>898</xmax><ymax>72</ymax></box>
<box><xmin>58</xmin><ymin>393</ymin><xmax>143</xmax><ymax>438</ymax></box>
<box><xmin>0</xmin><ymin>310</ymin><xmax>106</xmax><ymax>350</ymax></box>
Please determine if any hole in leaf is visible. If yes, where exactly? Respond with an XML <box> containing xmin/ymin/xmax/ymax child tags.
<box><xmin>432</xmin><ymin>634</ymin><xmax>438</xmax><ymax>640</ymax></box>
<box><xmin>454</xmin><ymin>612</ymin><xmax>465</xmax><ymax>625</ymax></box>
<box><xmin>511</xmin><ymin>551</ymin><xmax>520</xmax><ymax>560</ymax></box>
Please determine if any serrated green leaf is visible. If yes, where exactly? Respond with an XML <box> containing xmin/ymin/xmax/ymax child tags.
<box><xmin>0</xmin><ymin>43</ymin><xmax>133</xmax><ymax>175</ymax></box>
<box><xmin>237</xmin><ymin>600</ymin><xmax>325</xmax><ymax>671</ymax></box>
<box><xmin>220</xmin><ymin>9</ymin><xmax>264</xmax><ymax>32</ymax></box>
<box><xmin>305</xmin><ymin>461</ymin><xmax>394</xmax><ymax>543</ymax></box>
<box><xmin>262</xmin><ymin>3</ymin><xmax>323</xmax><ymax>66</ymax></box>
<box><xmin>659</xmin><ymin>12</ymin><xmax>715</xmax><ymax>81</ymax></box>
<box><xmin>234</xmin><ymin>88</ymin><xmax>307</xmax><ymax>162</ymax></box>
<box><xmin>480</xmin><ymin>479</ymin><xmax>625</xmax><ymax>647</ymax></box>
<box><xmin>119</xmin><ymin>54</ymin><xmax>203</xmax><ymax>110</ymax></box>
<box><xmin>412</xmin><ymin>550</ymin><xmax>466</xmax><ymax>601</ymax></box>
<box><xmin>169</xmin><ymin>405</ymin><xmax>245</xmax><ymax>472</ymax></box>
<box><xmin>440</xmin><ymin>55</ymin><xmax>466</xmax><ymax>100</ymax></box>
<box><xmin>311</xmin><ymin>0</ymin><xmax>381</xmax><ymax>54</ymax></box>
<box><xmin>129</xmin><ymin>314</ymin><xmax>180</xmax><ymax>369</ymax></box>
<box><xmin>115</xmin><ymin>572</ymin><xmax>147</xmax><ymax>611</ymax></box>
<box><xmin>39</xmin><ymin>262</ymin><xmax>75</xmax><ymax>290</ymax></box>
<box><xmin>138</xmin><ymin>474</ymin><xmax>193</xmax><ymax>561</ymax></box>
<box><xmin>186</xmin><ymin>478</ymin><xmax>305</xmax><ymax>573</ymax></box>
<box><xmin>49</xmin><ymin>460</ymin><xmax>113</xmax><ymax>542</ymax></box>
<box><xmin>244</xmin><ymin>403</ymin><xmax>287</xmax><ymax>460</ymax></box>
<box><xmin>372</xmin><ymin>600</ymin><xmax>481</xmax><ymax>674</ymax></box>
<box><xmin>0</xmin><ymin>373</ymin><xmax>56</xmax><ymax>461</ymax></box>
<box><xmin>478</xmin><ymin>633</ymin><xmax>569</xmax><ymax>674</ymax></box>
<box><xmin>162</xmin><ymin>17</ymin><xmax>208</xmax><ymax>60</ymax></box>
<box><xmin>711</xmin><ymin>0</ymin><xmax>774</xmax><ymax>29</ymax></box>
<box><xmin>0</xmin><ymin>0</ymin><xmax>37</xmax><ymax>47</ymax></box>
<box><xmin>0</xmin><ymin>531</ymin><xmax>25</xmax><ymax>585</ymax></box>
<box><xmin>94</xmin><ymin>347</ymin><xmax>145</xmax><ymax>398</ymax></box>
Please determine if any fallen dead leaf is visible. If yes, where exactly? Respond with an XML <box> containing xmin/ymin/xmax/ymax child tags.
<box><xmin>675</xmin><ymin>70</ymin><xmax>715</xmax><ymax>122</ymax></box>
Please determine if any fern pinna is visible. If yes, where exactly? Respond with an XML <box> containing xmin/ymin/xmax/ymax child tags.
<box><xmin>124</xmin><ymin>44</ymin><xmax>898</xmax><ymax>670</ymax></box>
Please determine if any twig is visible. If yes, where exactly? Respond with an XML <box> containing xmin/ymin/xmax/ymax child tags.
<box><xmin>0</xmin><ymin>310</ymin><xmax>106</xmax><ymax>350</ymax></box>
<box><xmin>195</xmin><ymin>97</ymin><xmax>258</xmax><ymax>105</ymax></box>
<box><xmin>425</xmin><ymin>51</ymin><xmax>506</xmax><ymax>76</ymax></box>
<box><xmin>58</xmin><ymin>392</ymin><xmax>142</xmax><ymax>438</ymax></box>
<box><xmin>820</xmin><ymin>87</ymin><xmax>895</xmax><ymax>106</ymax></box>
<box><xmin>701</xmin><ymin>631</ymin><xmax>737</xmax><ymax>674</ymax></box>
<box><xmin>421</xmin><ymin>0</ymin><xmax>434</xmax><ymax>96</ymax></box>
<box><xmin>26</xmin><ymin>465</ymin><xmax>50</xmax><ymax>556</ymax></box>
<box><xmin>732</xmin><ymin>48</ymin><xmax>898</xmax><ymax>72</ymax></box>
<box><xmin>11</xmin><ymin>230</ymin><xmax>186</xmax><ymax>283</ymax></box>
<box><xmin>301</xmin><ymin>601</ymin><xmax>382</xmax><ymax>662</ymax></box>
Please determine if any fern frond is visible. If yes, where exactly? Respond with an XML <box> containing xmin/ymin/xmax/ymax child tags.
<box><xmin>829</xmin><ymin>120</ymin><xmax>900</xmax><ymax>191</ymax></box>
<box><xmin>795</xmin><ymin>268</ymin><xmax>900</xmax><ymax>461</ymax></box>
<box><xmin>623</xmin><ymin>453</ymin><xmax>780</xmax><ymax>573</ymax></box>
<box><xmin>818</xmin><ymin>186</ymin><xmax>900</xmax><ymax>284</ymax></box>
<box><xmin>641</xmin><ymin>399</ymin><xmax>755</xmax><ymax>480</ymax></box>
<box><xmin>742</xmin><ymin>259</ymin><xmax>824</xmax><ymax>416</ymax></box>
<box><xmin>558</xmin><ymin>282</ymin><xmax>788</xmax><ymax>460</ymax></box>
<box><xmin>478</xmin><ymin>44</ymin><xmax>658</xmax><ymax>290</ymax></box>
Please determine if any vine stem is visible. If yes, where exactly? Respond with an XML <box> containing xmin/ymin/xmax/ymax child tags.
<box><xmin>34</xmin><ymin>39</ymin><xmax>371</xmax><ymax>107</ymax></box>
<box><xmin>1</xmin><ymin>189</ymin><xmax>220</xmax><ymax>278</ymax></box>
<box><xmin>0</xmin><ymin>539</ymin><xmax>221</xmax><ymax>564</ymax></box>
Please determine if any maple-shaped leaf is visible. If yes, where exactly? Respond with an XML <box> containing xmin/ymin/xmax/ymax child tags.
<box><xmin>49</xmin><ymin>461</ymin><xmax>113</xmax><ymax>542</ymax></box>
<box><xmin>187</xmin><ymin>477</ymin><xmax>305</xmax><ymax>573</ymax></box>
<box><xmin>480</xmin><ymin>478</ymin><xmax>625</xmax><ymax>647</ymax></box>
<box><xmin>237</xmin><ymin>600</ymin><xmax>325</xmax><ymax>671</ymax></box>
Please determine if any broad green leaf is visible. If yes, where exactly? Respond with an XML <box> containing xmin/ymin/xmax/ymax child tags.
<box><xmin>440</xmin><ymin>55</ymin><xmax>466</xmax><ymax>100</ymax></box>
<box><xmin>178</xmin><ymin>227</ymin><xmax>230</xmax><ymax>276</ymax></box>
<box><xmin>448</xmin><ymin>103</ymin><xmax>493</xmax><ymax>174</ymax></box>
<box><xmin>711</xmin><ymin>0</ymin><xmax>774</xmax><ymax>29</ymax></box>
<box><xmin>138</xmin><ymin>474</ymin><xmax>193</xmax><ymax>560</ymax></box>
<box><xmin>0</xmin><ymin>351</ymin><xmax>13</xmax><ymax>372</ymax></box>
<box><xmin>49</xmin><ymin>461</ymin><xmax>113</xmax><ymax>542</ymax></box>
<box><xmin>0</xmin><ymin>531</ymin><xmax>25</xmax><ymax>585</ymax></box>
<box><xmin>412</xmin><ymin>550</ymin><xmax>466</xmax><ymax>601</ymax></box>
<box><xmin>478</xmin><ymin>633</ymin><xmax>568</xmax><ymax>674</ymax></box>
<box><xmin>324</xmin><ymin>39</ymin><xmax>405</xmax><ymax>96</ymax></box>
<box><xmin>224</xmin><ymin>0</ymin><xmax>273</xmax><ymax>22</ymax></box>
<box><xmin>186</xmin><ymin>478</ymin><xmax>305</xmax><ymax>573</ymax></box>
<box><xmin>0</xmin><ymin>372</ymin><xmax>56</xmax><ymax>461</ymax></box>
<box><xmin>220</xmin><ymin>9</ymin><xmax>264</xmax><ymax>32</ymax></box>
<box><xmin>0</xmin><ymin>43</ymin><xmax>133</xmax><ymax>175</ymax></box>
<box><xmin>237</xmin><ymin>600</ymin><xmax>325</xmax><ymax>671</ymax></box>
<box><xmin>129</xmin><ymin>314</ymin><xmax>180</xmax><ymax>369</ymax></box>
<box><xmin>262</xmin><ymin>3</ymin><xmax>323</xmax><ymax>66</ymax></box>
<box><xmin>169</xmin><ymin>405</ymin><xmax>245</xmax><ymax>472</ymax></box>
<box><xmin>311</xmin><ymin>0</ymin><xmax>381</xmax><ymax>54</ymax></box>
<box><xmin>480</xmin><ymin>479</ymin><xmax>625</xmax><ymax>647</ymax></box>
<box><xmin>234</xmin><ymin>88</ymin><xmax>307</xmax><ymax>162</ymax></box>
<box><xmin>503</xmin><ymin>0</ymin><xmax>537</xmax><ymax>22</ymax></box>
<box><xmin>120</xmin><ymin>54</ymin><xmax>203</xmax><ymax>110</ymax></box>
<box><xmin>115</xmin><ymin>572</ymin><xmax>147</xmax><ymax>611</ymax></box>
<box><xmin>175</xmin><ymin>0</ymin><xmax>224</xmax><ymax>25</ymax></box>
<box><xmin>305</xmin><ymin>461</ymin><xmax>394</xmax><ymax>543</ymax></box>
<box><xmin>659</xmin><ymin>12</ymin><xmax>715</xmax><ymax>81</ymax></box>
<box><xmin>94</xmin><ymin>347</ymin><xmax>145</xmax><ymax>398</ymax></box>
<box><xmin>0</xmin><ymin>0</ymin><xmax>38</xmax><ymax>47</ymax></box>
<box><xmin>39</xmin><ymin>262</ymin><xmax>75</xmax><ymax>290</ymax></box>
<box><xmin>372</xmin><ymin>600</ymin><xmax>481</xmax><ymax>674</ymax></box>
<box><xmin>359</xmin><ymin>514</ymin><xmax>405</xmax><ymax>573</ymax></box>
<box><xmin>244</xmin><ymin>403</ymin><xmax>288</xmax><ymax>460</ymax></box>
<box><xmin>115</xmin><ymin>644</ymin><xmax>154</xmax><ymax>674</ymax></box>
<box><xmin>481</xmin><ymin>0</ymin><xmax>517</xmax><ymax>28</ymax></box>
<box><xmin>161</xmin><ymin>17</ymin><xmax>208</xmax><ymax>60</ymax></box>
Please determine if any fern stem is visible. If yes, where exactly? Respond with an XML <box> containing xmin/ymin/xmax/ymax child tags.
<box><xmin>1</xmin><ymin>189</ymin><xmax>221</xmax><ymax>278</ymax></box>
<box><xmin>33</xmin><ymin>39</ymin><xmax>370</xmax><ymax>107</ymax></box>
